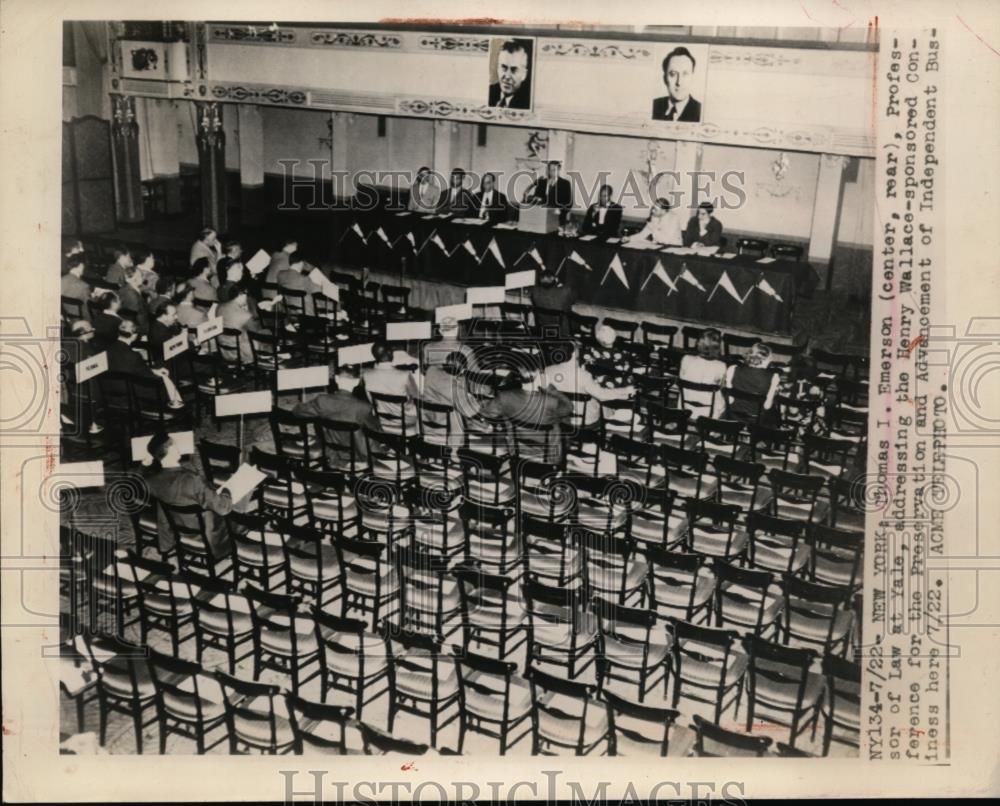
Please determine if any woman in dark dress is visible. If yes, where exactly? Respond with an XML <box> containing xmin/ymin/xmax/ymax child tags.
<box><xmin>723</xmin><ymin>341</ymin><xmax>782</xmax><ymax>427</ymax></box>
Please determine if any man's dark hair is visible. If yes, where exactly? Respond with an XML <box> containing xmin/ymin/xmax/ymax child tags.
<box><xmin>288</xmin><ymin>251</ymin><xmax>304</xmax><ymax>267</ymax></box>
<box><xmin>698</xmin><ymin>201</ymin><xmax>715</xmax><ymax>215</ymax></box>
<box><xmin>482</xmin><ymin>172</ymin><xmax>496</xmax><ymax>185</ymax></box>
<box><xmin>151</xmin><ymin>299</ymin><xmax>174</xmax><ymax>320</ymax></box>
<box><xmin>66</xmin><ymin>254</ymin><xmax>86</xmax><ymax>272</ymax></box>
<box><xmin>538</xmin><ymin>270</ymin><xmax>559</xmax><ymax>288</ymax></box>
<box><xmin>114</xmin><ymin>244</ymin><xmax>132</xmax><ymax>261</ymax></box>
<box><xmin>155</xmin><ymin>276</ymin><xmax>175</xmax><ymax>295</ymax></box>
<box><xmin>198</xmin><ymin>227</ymin><xmax>216</xmax><ymax>242</ymax></box>
<box><xmin>217</xmin><ymin>256</ymin><xmax>236</xmax><ymax>277</ymax></box>
<box><xmin>223</xmin><ymin>240</ymin><xmax>241</xmax><ymax>254</ymax></box>
<box><xmin>281</xmin><ymin>236</ymin><xmax>298</xmax><ymax>249</ymax></box>
<box><xmin>132</xmin><ymin>248</ymin><xmax>151</xmax><ymax>266</ymax></box>
<box><xmin>662</xmin><ymin>46</ymin><xmax>696</xmax><ymax>73</ymax></box>
<box><xmin>191</xmin><ymin>257</ymin><xmax>211</xmax><ymax>277</ymax></box>
<box><xmin>500</xmin><ymin>39</ymin><xmax>530</xmax><ymax>59</ymax></box>
<box><xmin>117</xmin><ymin>319</ymin><xmax>138</xmax><ymax>340</ymax></box>
<box><xmin>599</xmin><ymin>184</ymin><xmax>614</xmax><ymax>197</ymax></box>
<box><xmin>655</xmin><ymin>197</ymin><xmax>673</xmax><ymax>211</ymax></box>
<box><xmin>146</xmin><ymin>429</ymin><xmax>172</xmax><ymax>471</ymax></box>
<box><xmin>371</xmin><ymin>341</ymin><xmax>392</xmax><ymax>364</ymax></box>
<box><xmin>442</xmin><ymin>351</ymin><xmax>469</xmax><ymax>376</ymax></box>
<box><xmin>96</xmin><ymin>291</ymin><xmax>118</xmax><ymax>311</ymax></box>
<box><xmin>223</xmin><ymin>284</ymin><xmax>243</xmax><ymax>302</ymax></box>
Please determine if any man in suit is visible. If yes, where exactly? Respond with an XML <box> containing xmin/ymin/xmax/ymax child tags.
<box><xmin>488</xmin><ymin>39</ymin><xmax>532</xmax><ymax>109</ymax></box>
<box><xmin>92</xmin><ymin>291</ymin><xmax>123</xmax><ymax>350</ymax></box>
<box><xmin>189</xmin><ymin>227</ymin><xmax>222</xmax><ymax>273</ymax></box>
<box><xmin>651</xmin><ymin>47</ymin><xmax>702</xmax><ymax>122</ymax></box>
<box><xmin>526</xmin><ymin>161</ymin><xmax>573</xmax><ymax>223</ymax></box>
<box><xmin>103</xmin><ymin>245</ymin><xmax>134</xmax><ymax>287</ymax></box>
<box><xmin>482</xmin><ymin>369</ymin><xmax>573</xmax><ymax>463</ymax></box>
<box><xmin>471</xmin><ymin>173</ymin><xmax>510</xmax><ymax>224</ymax></box>
<box><xmin>189</xmin><ymin>258</ymin><xmax>218</xmax><ymax>304</ymax></box>
<box><xmin>106</xmin><ymin>319</ymin><xmax>183</xmax><ymax>407</ymax></box>
<box><xmin>147</xmin><ymin>299</ymin><xmax>181</xmax><ymax>364</ymax></box>
<box><xmin>293</xmin><ymin>369</ymin><xmax>375</xmax><ymax>465</ymax></box>
<box><xmin>682</xmin><ymin>201</ymin><xmax>724</xmax><ymax>248</ymax></box>
<box><xmin>61</xmin><ymin>255</ymin><xmax>93</xmax><ymax>321</ymax></box>
<box><xmin>218</xmin><ymin>285</ymin><xmax>262</xmax><ymax>365</ymax></box>
<box><xmin>362</xmin><ymin>340</ymin><xmax>419</xmax><ymax>431</ymax></box>
<box><xmin>277</xmin><ymin>251</ymin><xmax>321</xmax><ymax>316</ymax></box>
<box><xmin>408</xmin><ymin>166</ymin><xmax>440</xmax><ymax>213</ymax></box>
<box><xmin>118</xmin><ymin>265</ymin><xmax>150</xmax><ymax>335</ymax></box>
<box><xmin>581</xmin><ymin>184</ymin><xmax>624</xmax><ymax>239</ymax></box>
<box><xmin>530</xmin><ymin>271</ymin><xmax>578</xmax><ymax>336</ymax></box>
<box><xmin>263</xmin><ymin>237</ymin><xmax>298</xmax><ymax>298</ymax></box>
<box><xmin>437</xmin><ymin>168</ymin><xmax>474</xmax><ymax>217</ymax></box>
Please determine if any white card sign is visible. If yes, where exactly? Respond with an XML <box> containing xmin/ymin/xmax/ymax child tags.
<box><xmin>215</xmin><ymin>390</ymin><xmax>273</xmax><ymax>417</ymax></box>
<box><xmin>130</xmin><ymin>431</ymin><xmax>195</xmax><ymax>462</ymax></box>
<box><xmin>504</xmin><ymin>269</ymin><xmax>536</xmax><ymax>290</ymax></box>
<box><xmin>76</xmin><ymin>351</ymin><xmax>107</xmax><ymax>383</ymax></box>
<box><xmin>434</xmin><ymin>303</ymin><xmax>474</xmax><ymax>323</ymax></box>
<box><xmin>386</xmin><ymin>321</ymin><xmax>432</xmax><ymax>341</ymax></box>
<box><xmin>337</xmin><ymin>343</ymin><xmax>375</xmax><ymax>366</ymax></box>
<box><xmin>277</xmin><ymin>365</ymin><xmax>329</xmax><ymax>391</ymax></box>
<box><xmin>162</xmin><ymin>332</ymin><xmax>189</xmax><ymax>360</ymax></box>
<box><xmin>466</xmin><ymin>286</ymin><xmax>507</xmax><ymax>305</ymax></box>
<box><xmin>246</xmin><ymin>249</ymin><xmax>271</xmax><ymax>276</ymax></box>
<box><xmin>54</xmin><ymin>461</ymin><xmax>105</xmax><ymax>489</ymax></box>
<box><xmin>196</xmin><ymin>317</ymin><xmax>224</xmax><ymax>344</ymax></box>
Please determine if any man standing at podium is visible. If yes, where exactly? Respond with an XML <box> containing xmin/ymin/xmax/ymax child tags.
<box><xmin>525</xmin><ymin>160</ymin><xmax>573</xmax><ymax>224</ymax></box>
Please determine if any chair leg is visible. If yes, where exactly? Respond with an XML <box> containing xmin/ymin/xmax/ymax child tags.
<box><xmin>133</xmin><ymin>709</ymin><xmax>145</xmax><ymax>754</ymax></box>
<box><xmin>159</xmin><ymin>717</ymin><xmax>168</xmax><ymax>754</ymax></box>
<box><xmin>98</xmin><ymin>694</ymin><xmax>108</xmax><ymax>746</ymax></box>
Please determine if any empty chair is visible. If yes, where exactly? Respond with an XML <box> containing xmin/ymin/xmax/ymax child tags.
<box><xmin>690</xmin><ymin>714</ymin><xmax>772</xmax><ymax>757</ymax></box>
<box><xmin>313</xmin><ymin>610</ymin><xmax>390</xmax><ymax>722</ymax></box>
<box><xmin>781</xmin><ymin>576</ymin><xmax>854</xmax><ymax>657</ymax></box>
<box><xmin>522</xmin><ymin>516</ymin><xmax>584</xmax><ymax>590</ymax></box>
<box><xmin>334</xmin><ymin>535</ymin><xmax>399</xmax><ymax>631</ymax></box>
<box><xmin>461</xmin><ymin>501</ymin><xmax>519</xmax><ymax>576</ymax></box>
<box><xmin>594</xmin><ymin>597</ymin><xmax>671</xmax><ymax>703</ymax></box>
<box><xmin>245</xmin><ymin>585</ymin><xmax>321</xmax><ymax>695</ymax></box>
<box><xmin>363</xmin><ymin>427</ymin><xmax>416</xmax><ymax>491</ymax></box>
<box><xmin>608</xmin><ymin>434</ymin><xmax>662</xmax><ymax>490</ymax></box>
<box><xmin>251</xmin><ymin>447</ymin><xmax>310</xmax><ymax>525</ymax></box>
<box><xmin>148</xmin><ymin>648</ymin><xmax>227</xmax><ymax>754</ymax></box>
<box><xmin>695</xmin><ymin>417</ymin><xmax>745</xmax><ymax>460</ymax></box>
<box><xmin>746</xmin><ymin>512</ymin><xmax>811</xmax><ymax>577</ymax></box>
<box><xmin>581</xmin><ymin>530</ymin><xmax>648</xmax><ymax>608</ymax></box>
<box><xmin>227</xmin><ymin>512</ymin><xmax>287</xmax><ymax>593</ymax></box>
<box><xmin>601</xmin><ymin>317</ymin><xmax>639</xmax><ymax>341</ymax></box>
<box><xmin>820</xmin><ymin>653</ymin><xmax>861</xmax><ymax>755</ymax></box>
<box><xmin>628</xmin><ymin>485</ymin><xmax>684</xmax><ymax>551</ymax></box>
<box><xmin>416</xmin><ymin>400</ymin><xmax>455</xmax><ymax>448</ymax></box>
<box><xmin>714</xmin><ymin>455</ymin><xmax>770</xmax><ymax>513</ymax></box>
<box><xmin>802</xmin><ymin>434</ymin><xmax>856</xmax><ymax>483</ymax></box>
<box><xmin>722</xmin><ymin>333</ymin><xmax>758</xmax><ymax>359</ymax></box>
<box><xmin>396</xmin><ymin>543</ymin><xmax>462</xmax><ymax>641</ymax></box>
<box><xmin>809</xmin><ymin>524</ymin><xmax>864</xmax><ymax>592</ymax></box>
<box><xmin>453</xmin><ymin>563</ymin><xmax>527</xmax><ymax>662</ymax></box>
<box><xmin>742</xmin><ymin>635</ymin><xmax>823</xmax><ymax>748</ymax></box>
<box><xmin>454</xmin><ymin>651</ymin><xmax>532</xmax><ymax>755</ymax></box>
<box><xmin>661</xmin><ymin>444</ymin><xmax>716</xmax><ymax>501</ymax></box>
<box><xmin>198</xmin><ymin>438</ymin><xmax>240</xmax><ymax>486</ymax></box>
<box><xmin>459</xmin><ymin>448</ymin><xmax>514</xmax><ymax>508</ymax></box>
<box><xmin>524</xmin><ymin>579</ymin><xmax>598</xmax><ymax>681</ymax></box>
<box><xmin>603</xmin><ymin>691</ymin><xmax>684</xmax><ymax>757</ymax></box>
<box><xmin>287</xmin><ymin>696</ymin><xmax>354</xmax><ymax>755</ymax></box>
<box><xmin>642</xmin><ymin>321</ymin><xmax>678</xmax><ymax>349</ymax></box>
<box><xmin>514</xmin><ymin>458</ymin><xmax>574</xmax><ymax>522</ymax></box>
<box><xmin>829</xmin><ymin>476</ymin><xmax>867</xmax><ymax>532</ymax></box>
<box><xmin>770</xmin><ymin>243</ymin><xmax>803</xmax><ymax>261</ymax></box>
<box><xmin>646</xmin><ymin>548</ymin><xmax>716</xmax><ymax>625</ymax></box>
<box><xmin>215</xmin><ymin>671</ymin><xmax>296</xmax><ymax>754</ymax></box>
<box><xmin>670</xmin><ymin>619</ymin><xmax>747</xmax><ymax>723</ymax></box>
<box><xmin>298</xmin><ymin>467</ymin><xmax>360</xmax><ymax>540</ymax></box>
<box><xmin>684</xmin><ymin>500</ymin><xmax>746</xmax><ymax>563</ymax></box>
<box><xmin>283</xmin><ymin>525</ymin><xmax>341</xmax><ymax>610</ymax></box>
<box><xmin>767</xmin><ymin>469</ymin><xmax>829</xmax><ymax>524</ymax></box>
<box><xmin>713</xmin><ymin>560</ymin><xmax>784</xmax><ymax>639</ymax></box>
<box><xmin>681</xmin><ymin>325</ymin><xmax>705</xmax><ymax>352</ymax></box>
<box><xmin>406</xmin><ymin>482</ymin><xmax>464</xmax><ymax>560</ymax></box>
<box><xmin>189</xmin><ymin>572</ymin><xmax>255</xmax><ymax>675</ymax></box>
<box><xmin>643</xmin><ymin>401</ymin><xmax>692</xmax><ymax>449</ymax></box>
<box><xmin>369</xmin><ymin>392</ymin><xmax>416</xmax><ymax>438</ymax></box>
<box><xmin>527</xmin><ymin>667</ymin><xmax>609</xmax><ymax>756</ymax></box>
<box><xmin>748</xmin><ymin>424</ymin><xmax>796</xmax><ymax>472</ymax></box>
<box><xmin>386</xmin><ymin>628</ymin><xmax>461</xmax><ymax>748</ymax></box>
<box><xmin>271</xmin><ymin>409</ymin><xmax>324</xmax><ymax>469</ymax></box>
<box><xmin>134</xmin><ymin>557</ymin><xmax>196</xmax><ymax>656</ymax></box>
<box><xmin>358</xmin><ymin>722</ymin><xmax>430</xmax><ymax>756</ymax></box>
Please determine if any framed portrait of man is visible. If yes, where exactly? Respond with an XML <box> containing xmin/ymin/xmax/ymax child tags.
<box><xmin>487</xmin><ymin>37</ymin><xmax>535</xmax><ymax>110</ymax></box>
<box><xmin>651</xmin><ymin>43</ymin><xmax>709</xmax><ymax>122</ymax></box>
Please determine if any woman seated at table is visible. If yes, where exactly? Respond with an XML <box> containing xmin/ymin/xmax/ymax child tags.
<box><xmin>141</xmin><ymin>429</ymin><xmax>235</xmax><ymax>559</ymax></box>
<box><xmin>682</xmin><ymin>201</ymin><xmax>724</xmax><ymax>248</ymax></box>
<box><xmin>723</xmin><ymin>341</ymin><xmax>782</xmax><ymax>427</ymax></box>
<box><xmin>678</xmin><ymin>328</ymin><xmax>727</xmax><ymax>419</ymax></box>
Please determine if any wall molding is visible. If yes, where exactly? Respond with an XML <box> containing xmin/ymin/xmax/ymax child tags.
<box><xmin>397</xmin><ymin>97</ymin><xmax>536</xmax><ymax>124</ymax></box>
<box><xmin>539</xmin><ymin>41</ymin><xmax>653</xmax><ymax>61</ymax></box>
<box><xmin>417</xmin><ymin>34</ymin><xmax>490</xmax><ymax>54</ymax></box>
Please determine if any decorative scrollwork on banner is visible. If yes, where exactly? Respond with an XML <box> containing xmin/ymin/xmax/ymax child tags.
<box><xmin>110</xmin><ymin>95</ymin><xmax>138</xmax><ymax>139</ymax></box>
<box><xmin>417</xmin><ymin>35</ymin><xmax>490</xmax><ymax>53</ymax></box>
<box><xmin>210</xmin><ymin>85</ymin><xmax>308</xmax><ymax>105</ymax></box>
<box><xmin>195</xmin><ymin>102</ymin><xmax>224</xmax><ymax>150</ymax></box>
<box><xmin>309</xmin><ymin>31</ymin><xmax>403</xmax><ymax>49</ymax></box>
<box><xmin>540</xmin><ymin>42</ymin><xmax>652</xmax><ymax>60</ymax></box>
<box><xmin>398</xmin><ymin>98</ymin><xmax>532</xmax><ymax>122</ymax></box>
<box><xmin>209</xmin><ymin>24</ymin><xmax>296</xmax><ymax>44</ymax></box>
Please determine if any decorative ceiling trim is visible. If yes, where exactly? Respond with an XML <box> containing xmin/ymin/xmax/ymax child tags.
<box><xmin>539</xmin><ymin>41</ymin><xmax>653</xmax><ymax>60</ymax></box>
<box><xmin>207</xmin><ymin>82</ymin><xmax>308</xmax><ymax>106</ymax></box>
<box><xmin>208</xmin><ymin>24</ymin><xmax>297</xmax><ymax>44</ymax></box>
<box><xmin>417</xmin><ymin>34</ymin><xmax>490</xmax><ymax>53</ymax></box>
<box><xmin>306</xmin><ymin>30</ymin><xmax>403</xmax><ymax>49</ymax></box>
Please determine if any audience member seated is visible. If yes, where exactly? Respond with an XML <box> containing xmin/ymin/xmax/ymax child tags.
<box><xmin>293</xmin><ymin>368</ymin><xmax>374</xmax><ymax>465</ymax></box>
<box><xmin>91</xmin><ymin>291</ymin><xmax>124</xmax><ymax>350</ymax></box>
<box><xmin>63</xmin><ymin>320</ymin><xmax>103</xmax><ymax>434</ymax></box>
<box><xmin>133</xmin><ymin>248</ymin><xmax>159</xmax><ymax>296</ymax></box>
<box><xmin>420</xmin><ymin>350</ymin><xmax>479</xmax><ymax>442</ymax></box>
<box><xmin>682</xmin><ymin>201</ymin><xmax>724</xmax><ymax>248</ymax></box>
<box><xmin>263</xmin><ymin>237</ymin><xmax>298</xmax><ymax>297</ymax></box>
<box><xmin>150</xmin><ymin>275</ymin><xmax>177</xmax><ymax>312</ymax></box>
<box><xmin>61</xmin><ymin>254</ymin><xmax>93</xmax><ymax>320</ymax></box>
<box><xmin>408</xmin><ymin>165</ymin><xmax>439</xmax><ymax>214</ymax></box>
<box><xmin>141</xmin><ymin>429</ymin><xmax>234</xmax><ymax>558</ymax></box>
<box><xmin>421</xmin><ymin>316</ymin><xmax>476</xmax><ymax>369</ymax></box>
<box><xmin>363</xmin><ymin>340</ymin><xmax>419</xmax><ymax>431</ymax></box>
<box><xmin>190</xmin><ymin>226</ymin><xmax>222</xmax><ymax>272</ymax></box>
<box><xmin>679</xmin><ymin>327</ymin><xmax>727</xmax><ymax>419</ymax></box>
<box><xmin>723</xmin><ymin>341</ymin><xmax>782</xmax><ymax>427</ymax></box>
<box><xmin>189</xmin><ymin>257</ymin><xmax>218</xmax><ymax>303</ymax></box>
<box><xmin>118</xmin><ymin>265</ymin><xmax>151</xmax><ymax>335</ymax></box>
<box><xmin>277</xmin><ymin>251</ymin><xmax>321</xmax><ymax>316</ymax></box>
<box><xmin>530</xmin><ymin>271</ymin><xmax>578</xmax><ymax>335</ymax></box>
<box><xmin>148</xmin><ymin>299</ymin><xmax>183</xmax><ymax>364</ymax></box>
<box><xmin>582</xmin><ymin>324</ymin><xmax>637</xmax><ymax>390</ymax></box>
<box><xmin>103</xmin><ymin>244</ymin><xmax>134</xmax><ymax>287</ymax></box>
<box><xmin>218</xmin><ymin>285</ymin><xmax>264</xmax><ymax>365</ymax></box>
<box><xmin>482</xmin><ymin>369</ymin><xmax>572</xmax><ymax>463</ymax></box>
<box><xmin>622</xmin><ymin>197</ymin><xmax>684</xmax><ymax>247</ymax></box>
<box><xmin>173</xmin><ymin>283</ymin><xmax>207</xmax><ymax>329</ymax></box>
<box><xmin>545</xmin><ymin>341</ymin><xmax>634</xmax><ymax>426</ymax></box>
<box><xmin>106</xmin><ymin>319</ymin><xmax>184</xmax><ymax>408</ymax></box>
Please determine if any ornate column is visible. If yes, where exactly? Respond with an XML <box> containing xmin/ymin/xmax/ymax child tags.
<box><xmin>195</xmin><ymin>101</ymin><xmax>227</xmax><ymax>232</ymax></box>
<box><xmin>110</xmin><ymin>94</ymin><xmax>144</xmax><ymax>223</ymax></box>
<box><xmin>809</xmin><ymin>153</ymin><xmax>850</xmax><ymax>282</ymax></box>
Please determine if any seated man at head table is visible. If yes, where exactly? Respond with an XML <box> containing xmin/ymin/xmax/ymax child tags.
<box><xmin>408</xmin><ymin>165</ymin><xmax>441</xmax><ymax>214</ymax></box>
<box><xmin>436</xmin><ymin>168</ymin><xmax>475</xmax><ymax>217</ymax></box>
<box><xmin>581</xmin><ymin>183</ymin><xmax>624</xmax><ymax>239</ymax></box>
<box><xmin>682</xmin><ymin>201</ymin><xmax>724</xmax><ymax>249</ymax></box>
<box><xmin>472</xmin><ymin>172</ymin><xmax>510</xmax><ymax>224</ymax></box>
<box><xmin>622</xmin><ymin>197</ymin><xmax>685</xmax><ymax>247</ymax></box>
<box><xmin>293</xmin><ymin>367</ymin><xmax>376</xmax><ymax>466</ymax></box>
<box><xmin>362</xmin><ymin>340</ymin><xmax>419</xmax><ymax>432</ymax></box>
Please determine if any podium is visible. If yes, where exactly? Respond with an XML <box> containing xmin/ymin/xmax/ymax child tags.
<box><xmin>518</xmin><ymin>204</ymin><xmax>561</xmax><ymax>234</ymax></box>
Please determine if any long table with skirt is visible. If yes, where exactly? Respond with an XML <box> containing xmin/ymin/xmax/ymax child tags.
<box><xmin>331</xmin><ymin>210</ymin><xmax>818</xmax><ymax>333</ymax></box>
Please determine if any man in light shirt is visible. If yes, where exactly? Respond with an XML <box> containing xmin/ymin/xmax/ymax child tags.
<box><xmin>472</xmin><ymin>172</ymin><xmax>510</xmax><ymax>224</ymax></box>
<box><xmin>623</xmin><ymin>197</ymin><xmax>685</xmax><ymax>247</ymax></box>
<box><xmin>544</xmin><ymin>342</ymin><xmax>635</xmax><ymax>426</ymax></box>
<box><xmin>408</xmin><ymin>166</ymin><xmax>440</xmax><ymax>213</ymax></box>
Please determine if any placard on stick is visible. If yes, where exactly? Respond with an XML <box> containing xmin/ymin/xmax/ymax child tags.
<box><xmin>504</xmin><ymin>269</ymin><xmax>536</xmax><ymax>290</ymax></box>
<box><xmin>215</xmin><ymin>390</ymin><xmax>273</xmax><ymax>418</ymax></box>
<box><xmin>386</xmin><ymin>321</ymin><xmax>432</xmax><ymax>341</ymax></box>
<box><xmin>466</xmin><ymin>286</ymin><xmax>506</xmax><ymax>305</ymax></box>
<box><xmin>434</xmin><ymin>303</ymin><xmax>474</xmax><ymax>323</ymax></box>
<box><xmin>196</xmin><ymin>317</ymin><xmax>224</xmax><ymax>344</ymax></box>
<box><xmin>277</xmin><ymin>365</ymin><xmax>329</xmax><ymax>392</ymax></box>
<box><xmin>76</xmin><ymin>351</ymin><xmax>107</xmax><ymax>383</ymax></box>
<box><xmin>337</xmin><ymin>343</ymin><xmax>375</xmax><ymax>366</ymax></box>
<box><xmin>162</xmin><ymin>332</ymin><xmax>189</xmax><ymax>361</ymax></box>
<box><xmin>53</xmin><ymin>461</ymin><xmax>105</xmax><ymax>489</ymax></box>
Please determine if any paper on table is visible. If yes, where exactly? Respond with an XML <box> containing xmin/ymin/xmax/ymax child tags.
<box><xmin>220</xmin><ymin>463</ymin><xmax>268</xmax><ymax>502</ymax></box>
<box><xmin>695</xmin><ymin>245</ymin><xmax>720</xmax><ymax>256</ymax></box>
<box><xmin>54</xmin><ymin>461</ymin><xmax>105</xmax><ymax>489</ymax></box>
<box><xmin>493</xmin><ymin>221</ymin><xmax>517</xmax><ymax>229</ymax></box>
<box><xmin>577</xmin><ymin>234</ymin><xmax>597</xmax><ymax>241</ymax></box>
<box><xmin>717</xmin><ymin>252</ymin><xmax>738</xmax><ymax>259</ymax></box>
<box><xmin>395</xmin><ymin>211</ymin><xmax>412</xmax><ymax>217</ymax></box>
<box><xmin>756</xmin><ymin>256</ymin><xmax>777</xmax><ymax>264</ymax></box>
<box><xmin>604</xmin><ymin>236</ymin><xmax>621</xmax><ymax>244</ymax></box>
<box><xmin>246</xmin><ymin>249</ymin><xmax>270</xmax><ymax>276</ymax></box>
<box><xmin>454</xmin><ymin>217</ymin><xmax>488</xmax><ymax>226</ymax></box>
